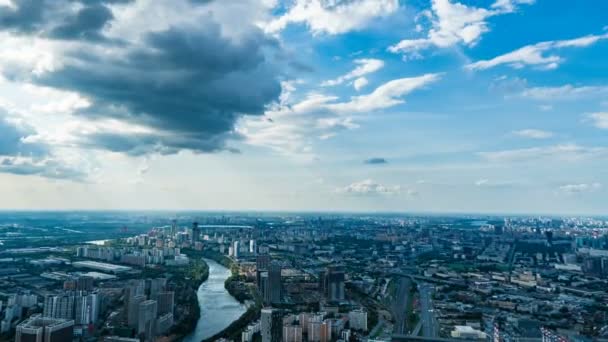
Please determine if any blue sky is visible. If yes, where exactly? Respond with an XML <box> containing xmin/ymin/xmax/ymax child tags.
<box><xmin>0</xmin><ymin>0</ymin><xmax>606</xmax><ymax>214</ymax></box>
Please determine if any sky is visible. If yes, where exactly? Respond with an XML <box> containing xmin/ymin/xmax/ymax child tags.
<box><xmin>0</xmin><ymin>0</ymin><xmax>607</xmax><ymax>214</ymax></box>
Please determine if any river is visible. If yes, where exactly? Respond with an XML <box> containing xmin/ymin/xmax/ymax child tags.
<box><xmin>183</xmin><ymin>258</ymin><xmax>247</xmax><ymax>342</ymax></box>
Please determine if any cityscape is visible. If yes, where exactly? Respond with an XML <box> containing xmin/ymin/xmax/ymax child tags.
<box><xmin>0</xmin><ymin>0</ymin><xmax>607</xmax><ymax>341</ymax></box>
<box><xmin>0</xmin><ymin>212</ymin><xmax>607</xmax><ymax>341</ymax></box>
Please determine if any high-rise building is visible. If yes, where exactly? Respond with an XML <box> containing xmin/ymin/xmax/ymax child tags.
<box><xmin>306</xmin><ymin>313</ymin><xmax>325</xmax><ymax>342</ymax></box>
<box><xmin>138</xmin><ymin>300</ymin><xmax>158</xmax><ymax>342</ymax></box>
<box><xmin>261</xmin><ymin>308</ymin><xmax>283</xmax><ymax>342</ymax></box>
<box><xmin>308</xmin><ymin>322</ymin><xmax>322</xmax><ymax>342</ymax></box>
<box><xmin>320</xmin><ymin>320</ymin><xmax>332</xmax><ymax>342</ymax></box>
<box><xmin>283</xmin><ymin>324</ymin><xmax>303</xmax><ymax>342</ymax></box>
<box><xmin>16</xmin><ymin>315</ymin><xmax>74</xmax><ymax>342</ymax></box>
<box><xmin>323</xmin><ymin>266</ymin><xmax>345</xmax><ymax>303</ymax></box>
<box><xmin>64</xmin><ymin>276</ymin><xmax>94</xmax><ymax>292</ymax></box>
<box><xmin>233</xmin><ymin>240</ymin><xmax>240</xmax><ymax>259</ymax></box>
<box><xmin>242</xmin><ymin>322</ymin><xmax>260</xmax><ymax>342</ymax></box>
<box><xmin>156</xmin><ymin>291</ymin><xmax>174</xmax><ymax>316</ymax></box>
<box><xmin>192</xmin><ymin>222</ymin><xmax>200</xmax><ymax>242</ymax></box>
<box><xmin>13</xmin><ymin>293</ymin><xmax>37</xmax><ymax>308</ymax></box>
<box><xmin>308</xmin><ymin>320</ymin><xmax>331</xmax><ymax>342</ymax></box>
<box><xmin>250</xmin><ymin>240</ymin><xmax>257</xmax><ymax>254</ymax></box>
<box><xmin>128</xmin><ymin>295</ymin><xmax>146</xmax><ymax>327</ymax></box>
<box><xmin>124</xmin><ymin>280</ymin><xmax>145</xmax><ymax>323</ymax></box>
<box><xmin>156</xmin><ymin>313</ymin><xmax>174</xmax><ymax>335</ymax></box>
<box><xmin>269</xmin><ymin>261</ymin><xmax>282</xmax><ymax>304</ymax></box>
<box><xmin>74</xmin><ymin>293</ymin><xmax>100</xmax><ymax>325</ymax></box>
<box><xmin>348</xmin><ymin>309</ymin><xmax>367</xmax><ymax>332</ymax></box>
<box><xmin>43</xmin><ymin>294</ymin><xmax>75</xmax><ymax>320</ymax></box>
<box><xmin>78</xmin><ymin>276</ymin><xmax>94</xmax><ymax>291</ymax></box>
<box><xmin>148</xmin><ymin>278</ymin><xmax>167</xmax><ymax>299</ymax></box>
<box><xmin>171</xmin><ymin>219</ymin><xmax>177</xmax><ymax>237</ymax></box>
<box><xmin>260</xmin><ymin>272</ymin><xmax>271</xmax><ymax>305</ymax></box>
<box><xmin>3</xmin><ymin>304</ymin><xmax>22</xmax><ymax>328</ymax></box>
<box><xmin>257</xmin><ymin>254</ymin><xmax>272</xmax><ymax>291</ymax></box>
<box><xmin>299</xmin><ymin>313</ymin><xmax>311</xmax><ymax>335</ymax></box>
<box><xmin>257</xmin><ymin>255</ymin><xmax>271</xmax><ymax>270</ymax></box>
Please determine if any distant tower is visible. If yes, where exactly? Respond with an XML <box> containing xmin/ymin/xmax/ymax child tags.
<box><xmin>260</xmin><ymin>272</ymin><xmax>270</xmax><ymax>305</ymax></box>
<box><xmin>192</xmin><ymin>222</ymin><xmax>200</xmax><ymax>243</ymax></box>
<box><xmin>324</xmin><ymin>266</ymin><xmax>345</xmax><ymax>303</ymax></box>
<box><xmin>233</xmin><ymin>241</ymin><xmax>240</xmax><ymax>259</ymax></box>
<box><xmin>171</xmin><ymin>219</ymin><xmax>177</xmax><ymax>237</ymax></box>
<box><xmin>269</xmin><ymin>261</ymin><xmax>282</xmax><ymax>304</ymax></box>
<box><xmin>545</xmin><ymin>230</ymin><xmax>553</xmax><ymax>245</ymax></box>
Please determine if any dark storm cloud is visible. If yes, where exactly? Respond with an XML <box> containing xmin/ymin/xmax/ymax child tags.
<box><xmin>0</xmin><ymin>110</ymin><xmax>47</xmax><ymax>157</ymax></box>
<box><xmin>0</xmin><ymin>0</ymin><xmax>45</xmax><ymax>32</ymax></box>
<box><xmin>2</xmin><ymin>1</ymin><xmax>283</xmax><ymax>157</ymax></box>
<box><xmin>36</xmin><ymin>19</ymin><xmax>282</xmax><ymax>155</ymax></box>
<box><xmin>364</xmin><ymin>157</ymin><xmax>388</xmax><ymax>165</ymax></box>
<box><xmin>49</xmin><ymin>4</ymin><xmax>114</xmax><ymax>41</ymax></box>
<box><xmin>78</xmin><ymin>131</ymin><xmax>241</xmax><ymax>156</ymax></box>
<box><xmin>0</xmin><ymin>0</ymin><xmax>131</xmax><ymax>38</ymax></box>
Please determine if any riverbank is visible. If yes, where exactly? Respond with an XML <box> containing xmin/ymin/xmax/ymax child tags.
<box><xmin>183</xmin><ymin>257</ymin><xmax>248</xmax><ymax>342</ymax></box>
<box><xmin>186</xmin><ymin>249</ymin><xmax>252</xmax><ymax>302</ymax></box>
<box><xmin>167</xmin><ymin>258</ymin><xmax>209</xmax><ymax>340</ymax></box>
<box><xmin>195</xmin><ymin>250</ymin><xmax>262</xmax><ymax>342</ymax></box>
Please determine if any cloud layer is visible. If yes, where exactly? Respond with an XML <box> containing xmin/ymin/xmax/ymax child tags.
<box><xmin>266</xmin><ymin>0</ymin><xmax>399</xmax><ymax>35</ymax></box>
<box><xmin>466</xmin><ymin>33</ymin><xmax>608</xmax><ymax>71</ymax></box>
<box><xmin>389</xmin><ymin>0</ymin><xmax>533</xmax><ymax>58</ymax></box>
<box><xmin>1</xmin><ymin>1</ymin><xmax>286</xmax><ymax>157</ymax></box>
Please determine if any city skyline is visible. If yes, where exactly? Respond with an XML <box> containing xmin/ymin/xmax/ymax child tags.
<box><xmin>0</xmin><ymin>0</ymin><xmax>607</xmax><ymax>214</ymax></box>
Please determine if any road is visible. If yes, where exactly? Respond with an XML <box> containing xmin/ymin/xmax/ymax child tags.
<box><xmin>390</xmin><ymin>273</ymin><xmax>464</xmax><ymax>286</ymax></box>
<box><xmin>419</xmin><ymin>283</ymin><xmax>439</xmax><ymax>338</ymax></box>
<box><xmin>392</xmin><ymin>277</ymin><xmax>412</xmax><ymax>335</ymax></box>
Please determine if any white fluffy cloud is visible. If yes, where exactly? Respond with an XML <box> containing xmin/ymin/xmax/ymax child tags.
<box><xmin>353</xmin><ymin>77</ymin><xmax>369</xmax><ymax>91</ymax></box>
<box><xmin>266</xmin><ymin>0</ymin><xmax>399</xmax><ymax>35</ymax></box>
<box><xmin>466</xmin><ymin>33</ymin><xmax>608</xmax><ymax>70</ymax></box>
<box><xmin>512</xmin><ymin>129</ymin><xmax>553</xmax><ymax>139</ymax></box>
<box><xmin>558</xmin><ymin>183</ymin><xmax>602</xmax><ymax>194</ymax></box>
<box><xmin>519</xmin><ymin>84</ymin><xmax>608</xmax><ymax>100</ymax></box>
<box><xmin>327</xmin><ymin>73</ymin><xmax>441</xmax><ymax>113</ymax></box>
<box><xmin>389</xmin><ymin>0</ymin><xmax>533</xmax><ymax>58</ymax></box>
<box><xmin>321</xmin><ymin>59</ymin><xmax>384</xmax><ymax>87</ymax></box>
<box><xmin>338</xmin><ymin>179</ymin><xmax>404</xmax><ymax>195</ymax></box>
<box><xmin>586</xmin><ymin>112</ymin><xmax>608</xmax><ymax>129</ymax></box>
<box><xmin>474</xmin><ymin>179</ymin><xmax>489</xmax><ymax>186</ymax></box>
<box><xmin>239</xmin><ymin>73</ymin><xmax>441</xmax><ymax>159</ymax></box>
<box><xmin>491</xmin><ymin>0</ymin><xmax>535</xmax><ymax>11</ymax></box>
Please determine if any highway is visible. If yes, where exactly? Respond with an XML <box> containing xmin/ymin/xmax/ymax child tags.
<box><xmin>392</xmin><ymin>276</ymin><xmax>412</xmax><ymax>335</ymax></box>
<box><xmin>419</xmin><ymin>283</ymin><xmax>439</xmax><ymax>338</ymax></box>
